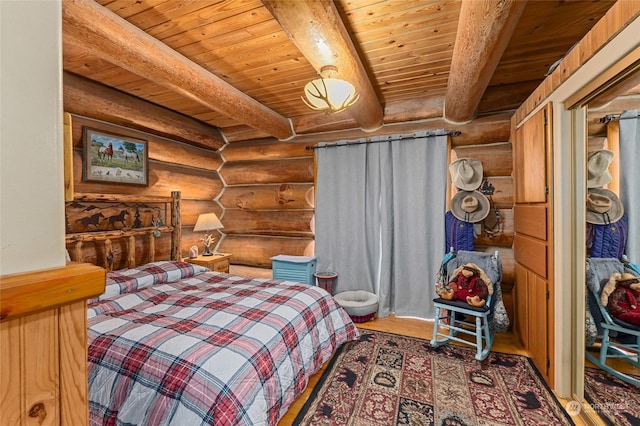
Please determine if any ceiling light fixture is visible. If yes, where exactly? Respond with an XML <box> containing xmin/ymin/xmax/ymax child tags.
<box><xmin>302</xmin><ymin>65</ymin><xmax>359</xmax><ymax>114</ymax></box>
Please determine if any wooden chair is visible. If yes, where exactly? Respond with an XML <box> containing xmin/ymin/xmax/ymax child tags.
<box><xmin>431</xmin><ymin>250</ymin><xmax>502</xmax><ymax>361</ymax></box>
<box><xmin>585</xmin><ymin>257</ymin><xmax>640</xmax><ymax>387</ymax></box>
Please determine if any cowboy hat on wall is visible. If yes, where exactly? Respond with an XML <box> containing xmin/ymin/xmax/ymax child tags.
<box><xmin>586</xmin><ymin>188</ymin><xmax>624</xmax><ymax>225</ymax></box>
<box><xmin>450</xmin><ymin>158</ymin><xmax>483</xmax><ymax>191</ymax></box>
<box><xmin>450</xmin><ymin>190</ymin><xmax>490</xmax><ymax>223</ymax></box>
<box><xmin>587</xmin><ymin>149</ymin><xmax>614</xmax><ymax>189</ymax></box>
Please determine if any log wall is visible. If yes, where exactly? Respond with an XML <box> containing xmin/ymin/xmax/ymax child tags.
<box><xmin>452</xmin><ymin>140</ymin><xmax>515</xmax><ymax>325</ymax></box>
<box><xmin>217</xmin><ymin>139</ymin><xmax>316</xmax><ymax>266</ymax></box>
<box><xmin>63</xmin><ymin>75</ymin><xmax>514</xmax><ymax>321</ymax></box>
<box><xmin>66</xmin><ymin>114</ymin><xmax>224</xmax><ymax>259</ymax></box>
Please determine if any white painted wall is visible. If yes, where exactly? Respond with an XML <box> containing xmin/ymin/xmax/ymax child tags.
<box><xmin>1</xmin><ymin>0</ymin><xmax>65</xmax><ymax>275</ymax></box>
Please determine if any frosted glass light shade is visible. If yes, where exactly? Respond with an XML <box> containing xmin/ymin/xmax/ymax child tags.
<box><xmin>302</xmin><ymin>69</ymin><xmax>359</xmax><ymax>114</ymax></box>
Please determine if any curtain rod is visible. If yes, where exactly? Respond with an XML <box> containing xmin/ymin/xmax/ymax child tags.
<box><xmin>305</xmin><ymin>129</ymin><xmax>461</xmax><ymax>150</ymax></box>
<box><xmin>599</xmin><ymin>114</ymin><xmax>639</xmax><ymax>123</ymax></box>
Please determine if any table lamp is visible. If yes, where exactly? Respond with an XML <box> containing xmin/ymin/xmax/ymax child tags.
<box><xmin>193</xmin><ymin>213</ymin><xmax>224</xmax><ymax>256</ymax></box>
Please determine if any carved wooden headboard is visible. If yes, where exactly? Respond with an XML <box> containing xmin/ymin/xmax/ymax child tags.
<box><xmin>65</xmin><ymin>191</ymin><xmax>182</xmax><ymax>271</ymax></box>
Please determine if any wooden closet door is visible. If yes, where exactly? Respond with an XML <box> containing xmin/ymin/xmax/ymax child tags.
<box><xmin>514</xmin><ymin>108</ymin><xmax>548</xmax><ymax>203</ymax></box>
<box><xmin>513</xmin><ymin>102</ymin><xmax>554</xmax><ymax>385</ymax></box>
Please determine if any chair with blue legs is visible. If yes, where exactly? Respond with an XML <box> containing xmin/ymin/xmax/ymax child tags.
<box><xmin>431</xmin><ymin>250</ymin><xmax>506</xmax><ymax>361</ymax></box>
<box><xmin>585</xmin><ymin>257</ymin><xmax>640</xmax><ymax>387</ymax></box>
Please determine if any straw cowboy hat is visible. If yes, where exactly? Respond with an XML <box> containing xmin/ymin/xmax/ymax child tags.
<box><xmin>586</xmin><ymin>188</ymin><xmax>624</xmax><ymax>224</ymax></box>
<box><xmin>450</xmin><ymin>190</ymin><xmax>490</xmax><ymax>223</ymax></box>
<box><xmin>449</xmin><ymin>158</ymin><xmax>483</xmax><ymax>191</ymax></box>
<box><xmin>587</xmin><ymin>149</ymin><xmax>614</xmax><ymax>188</ymax></box>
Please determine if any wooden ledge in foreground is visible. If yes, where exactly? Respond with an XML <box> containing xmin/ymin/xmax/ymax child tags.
<box><xmin>0</xmin><ymin>262</ymin><xmax>105</xmax><ymax>320</ymax></box>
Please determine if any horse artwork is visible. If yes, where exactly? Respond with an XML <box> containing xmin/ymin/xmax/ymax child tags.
<box><xmin>98</xmin><ymin>142</ymin><xmax>114</xmax><ymax>162</ymax></box>
<box><xmin>83</xmin><ymin>127</ymin><xmax>148</xmax><ymax>186</ymax></box>
<box><xmin>66</xmin><ymin>201</ymin><xmax>166</xmax><ymax>233</ymax></box>
<box><xmin>74</xmin><ymin>212</ymin><xmax>105</xmax><ymax>231</ymax></box>
<box><xmin>106</xmin><ymin>209</ymin><xmax>130</xmax><ymax>230</ymax></box>
<box><xmin>117</xmin><ymin>146</ymin><xmax>140</xmax><ymax>163</ymax></box>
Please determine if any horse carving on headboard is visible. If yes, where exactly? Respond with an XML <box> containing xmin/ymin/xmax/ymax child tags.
<box><xmin>74</xmin><ymin>212</ymin><xmax>105</xmax><ymax>231</ymax></box>
<box><xmin>65</xmin><ymin>191</ymin><xmax>181</xmax><ymax>271</ymax></box>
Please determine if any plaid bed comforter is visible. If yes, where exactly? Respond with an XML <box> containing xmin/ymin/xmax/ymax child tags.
<box><xmin>88</xmin><ymin>262</ymin><xmax>359</xmax><ymax>426</ymax></box>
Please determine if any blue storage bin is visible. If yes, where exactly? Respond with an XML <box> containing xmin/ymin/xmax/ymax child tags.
<box><xmin>271</xmin><ymin>255</ymin><xmax>317</xmax><ymax>285</ymax></box>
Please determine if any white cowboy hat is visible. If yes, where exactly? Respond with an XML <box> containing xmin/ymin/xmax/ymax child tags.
<box><xmin>450</xmin><ymin>190</ymin><xmax>490</xmax><ymax>223</ymax></box>
<box><xmin>587</xmin><ymin>149</ymin><xmax>614</xmax><ymax>188</ymax></box>
<box><xmin>586</xmin><ymin>188</ymin><xmax>624</xmax><ymax>224</ymax></box>
<box><xmin>449</xmin><ymin>158</ymin><xmax>483</xmax><ymax>191</ymax></box>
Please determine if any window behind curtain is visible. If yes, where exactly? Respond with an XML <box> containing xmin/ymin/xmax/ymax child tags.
<box><xmin>314</xmin><ymin>132</ymin><xmax>448</xmax><ymax>319</ymax></box>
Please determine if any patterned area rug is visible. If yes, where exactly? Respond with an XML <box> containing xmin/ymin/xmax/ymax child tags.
<box><xmin>294</xmin><ymin>330</ymin><xmax>573</xmax><ymax>425</ymax></box>
<box><xmin>584</xmin><ymin>366</ymin><xmax>640</xmax><ymax>425</ymax></box>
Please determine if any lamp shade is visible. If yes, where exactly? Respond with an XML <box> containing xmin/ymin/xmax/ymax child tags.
<box><xmin>193</xmin><ymin>213</ymin><xmax>223</xmax><ymax>232</ymax></box>
<box><xmin>302</xmin><ymin>66</ymin><xmax>359</xmax><ymax>114</ymax></box>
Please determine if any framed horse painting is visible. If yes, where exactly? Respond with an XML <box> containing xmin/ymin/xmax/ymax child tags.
<box><xmin>82</xmin><ymin>127</ymin><xmax>149</xmax><ymax>186</ymax></box>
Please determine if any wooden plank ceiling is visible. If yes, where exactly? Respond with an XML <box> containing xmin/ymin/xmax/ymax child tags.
<box><xmin>62</xmin><ymin>0</ymin><xmax>616</xmax><ymax>145</ymax></box>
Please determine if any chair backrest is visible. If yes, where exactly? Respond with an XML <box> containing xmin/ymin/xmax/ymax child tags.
<box><xmin>446</xmin><ymin>250</ymin><xmax>502</xmax><ymax>288</ymax></box>
<box><xmin>585</xmin><ymin>257</ymin><xmax>636</xmax><ymax>332</ymax></box>
<box><xmin>585</xmin><ymin>257</ymin><xmax>624</xmax><ymax>296</ymax></box>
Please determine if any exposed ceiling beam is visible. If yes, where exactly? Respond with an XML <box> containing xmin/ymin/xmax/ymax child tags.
<box><xmin>63</xmin><ymin>71</ymin><xmax>226</xmax><ymax>150</ymax></box>
<box><xmin>262</xmin><ymin>0</ymin><xmax>384</xmax><ymax>132</ymax></box>
<box><xmin>444</xmin><ymin>0</ymin><xmax>527</xmax><ymax>124</ymax></box>
<box><xmin>62</xmin><ymin>0</ymin><xmax>295</xmax><ymax>141</ymax></box>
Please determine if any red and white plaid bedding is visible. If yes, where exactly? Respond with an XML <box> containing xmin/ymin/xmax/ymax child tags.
<box><xmin>88</xmin><ymin>262</ymin><xmax>359</xmax><ymax>426</ymax></box>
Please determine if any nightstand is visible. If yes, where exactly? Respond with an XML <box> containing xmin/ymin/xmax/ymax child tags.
<box><xmin>185</xmin><ymin>253</ymin><xmax>232</xmax><ymax>273</ymax></box>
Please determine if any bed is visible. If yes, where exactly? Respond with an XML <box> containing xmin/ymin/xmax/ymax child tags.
<box><xmin>66</xmin><ymin>192</ymin><xmax>359</xmax><ymax>425</ymax></box>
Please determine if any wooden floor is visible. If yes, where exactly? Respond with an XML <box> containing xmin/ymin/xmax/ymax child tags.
<box><xmin>277</xmin><ymin>315</ymin><xmax>597</xmax><ymax>426</ymax></box>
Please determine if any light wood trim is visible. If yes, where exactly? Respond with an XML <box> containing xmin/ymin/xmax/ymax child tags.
<box><xmin>127</xmin><ymin>236</ymin><xmax>136</xmax><ymax>269</ymax></box>
<box><xmin>544</xmin><ymin>102</ymin><xmax>555</xmax><ymax>388</ymax></box>
<box><xmin>171</xmin><ymin>190</ymin><xmax>182</xmax><ymax>262</ymax></box>
<box><xmin>0</xmin><ymin>318</ymin><xmax>21</xmax><ymax>424</ymax></box>
<box><xmin>262</xmin><ymin>0</ymin><xmax>383</xmax><ymax>132</ymax></box>
<box><xmin>65</xmin><ymin>227</ymin><xmax>173</xmax><ymax>244</ymax></box>
<box><xmin>514</xmin><ymin>234</ymin><xmax>547</xmax><ymax>279</ymax></box>
<box><xmin>565</xmin><ymin>44</ymin><xmax>640</xmax><ymax>109</ymax></box>
<box><xmin>528</xmin><ymin>271</ymin><xmax>549</xmax><ymax>377</ymax></box>
<box><xmin>606</xmin><ymin>121</ymin><xmax>621</xmax><ymax>195</ymax></box>
<box><xmin>63</xmin><ymin>112</ymin><xmax>74</xmax><ymax>202</ymax></box>
<box><xmin>74</xmin><ymin>193</ymin><xmax>175</xmax><ymax>203</ymax></box>
<box><xmin>513</xmin><ymin>205</ymin><xmax>547</xmax><ymax>241</ymax></box>
<box><xmin>515</xmin><ymin>3</ymin><xmax>640</xmax><ymax>122</ymax></box>
<box><xmin>24</xmin><ymin>309</ymin><xmax>59</xmax><ymax>425</ymax></box>
<box><xmin>444</xmin><ymin>0</ymin><xmax>526</xmax><ymax>123</ymax></box>
<box><xmin>59</xmin><ymin>301</ymin><xmax>89</xmax><ymax>425</ymax></box>
<box><xmin>514</xmin><ymin>263</ymin><xmax>528</xmax><ymax>349</ymax></box>
<box><xmin>62</xmin><ymin>0</ymin><xmax>294</xmax><ymax>140</ymax></box>
<box><xmin>0</xmin><ymin>263</ymin><xmax>105</xmax><ymax>320</ymax></box>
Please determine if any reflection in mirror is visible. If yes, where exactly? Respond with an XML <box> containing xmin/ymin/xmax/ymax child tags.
<box><xmin>583</xmin><ymin>73</ymin><xmax>640</xmax><ymax>416</ymax></box>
